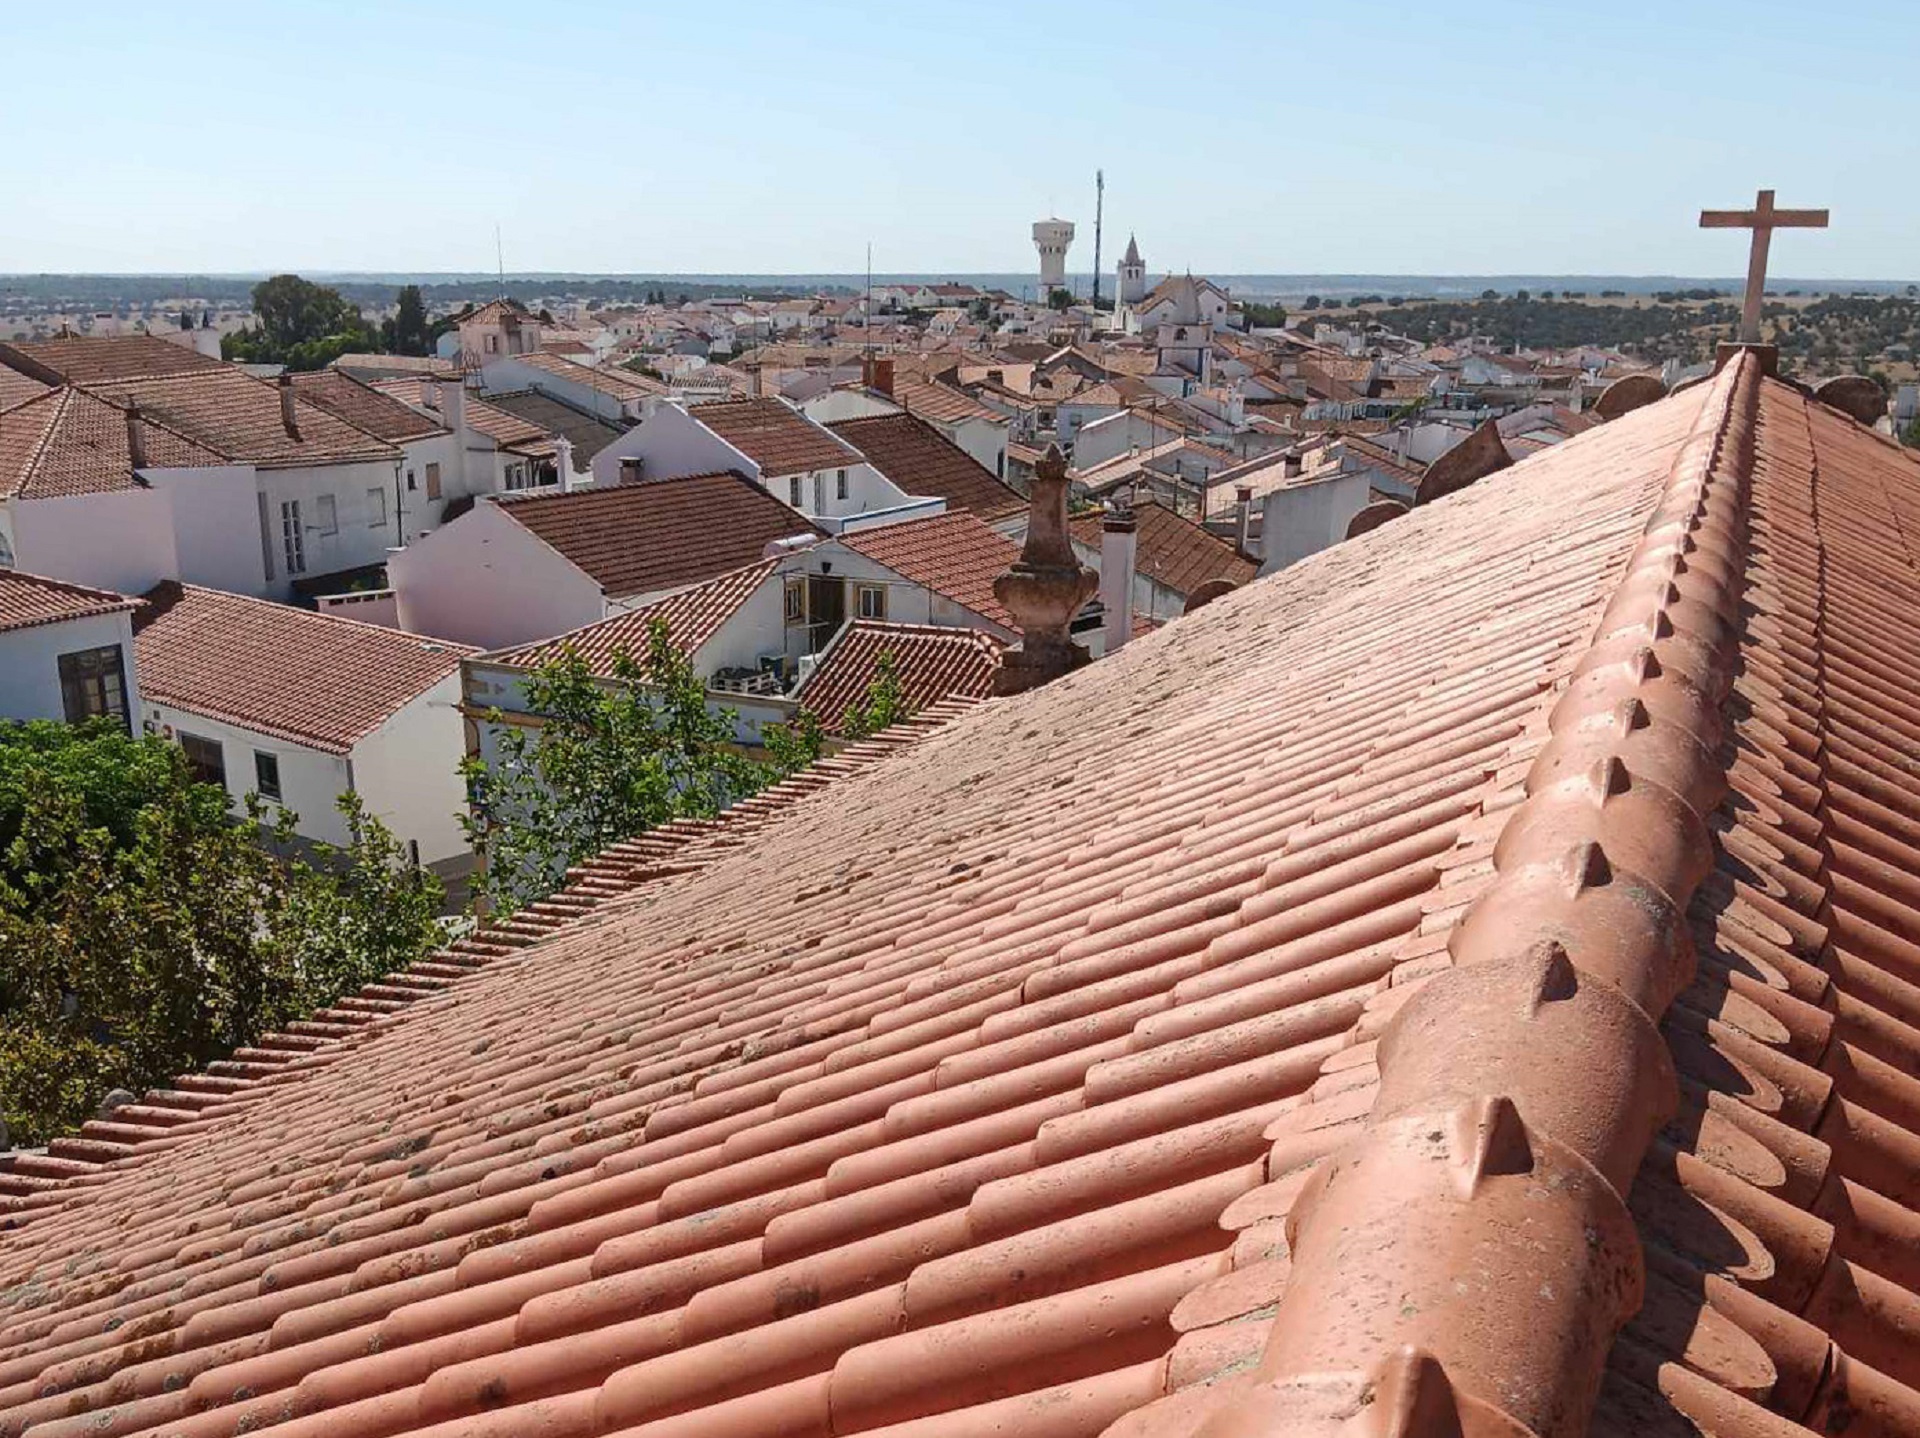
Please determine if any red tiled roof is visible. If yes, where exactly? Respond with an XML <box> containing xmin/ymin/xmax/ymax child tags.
<box><xmin>289</xmin><ymin>370</ymin><xmax>447</xmax><ymax>443</ymax></box>
<box><xmin>0</xmin><ymin>333</ymin><xmax>226</xmax><ymax>384</ymax></box>
<box><xmin>0</xmin><ymin>363</ymin><xmax>49</xmax><ymax>412</ymax></box>
<box><xmin>796</xmin><ymin>619</ymin><xmax>1002</xmax><ymax>733</ymax></box>
<box><xmin>688</xmin><ymin>396</ymin><xmax>862</xmax><ymax>476</ymax></box>
<box><xmin>838</xmin><ymin>509</ymin><xmax>1021</xmax><ymax>629</ymax></box>
<box><xmin>1069</xmin><ymin>498</ymin><xmax>1258</xmax><ymax>597</ymax></box>
<box><xmin>374</xmin><ymin>378</ymin><xmax>556</xmax><ymax>457</ymax></box>
<box><xmin>496</xmin><ymin>472</ymin><xmax>821</xmax><ymax>600</ymax></box>
<box><xmin>893</xmin><ymin>378</ymin><xmax>1009</xmax><ymax>427</ymax></box>
<box><xmin>489</xmin><ymin>557</ymin><xmax>782</xmax><ymax>676</ymax></box>
<box><xmin>132</xmin><ymin>582</ymin><xmax>474</xmax><ymax>753</ymax></box>
<box><xmin>0</xmin><ymin>568</ymin><xmax>137</xmax><ymax>635</ymax></box>
<box><xmin>505</xmin><ymin>349</ymin><xmax>665</xmax><ymax>400</ymax></box>
<box><xmin>13</xmin><ymin>359</ymin><xmax>1920</xmax><ymax>1438</ymax></box>
<box><xmin>0</xmin><ymin>386</ymin><xmax>223</xmax><ymax>499</ymax></box>
<box><xmin>86</xmin><ymin>370</ymin><xmax>400</xmax><ymax>468</ymax></box>
<box><xmin>828</xmin><ymin>412</ymin><xmax>1025</xmax><ymax>519</ymax></box>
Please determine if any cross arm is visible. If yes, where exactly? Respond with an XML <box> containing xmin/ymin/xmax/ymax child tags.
<box><xmin>1700</xmin><ymin>210</ymin><xmax>1756</xmax><ymax>227</ymax></box>
<box><xmin>1770</xmin><ymin>209</ymin><xmax>1829</xmax><ymax>228</ymax></box>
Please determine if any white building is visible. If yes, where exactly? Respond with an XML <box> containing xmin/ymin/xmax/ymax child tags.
<box><xmin>0</xmin><ymin>569</ymin><xmax>141</xmax><ymax>727</ymax></box>
<box><xmin>132</xmin><ymin>582</ymin><xmax>474</xmax><ymax>868</ymax></box>
<box><xmin>389</xmin><ymin>471</ymin><xmax>824</xmax><ymax>651</ymax></box>
<box><xmin>588</xmin><ymin>397</ymin><xmax>941</xmax><ymax>531</ymax></box>
<box><xmin>450</xmin><ymin>299</ymin><xmax>544</xmax><ymax>371</ymax></box>
<box><xmin>479</xmin><ymin>350</ymin><xmax>663</xmax><ymax>426</ymax></box>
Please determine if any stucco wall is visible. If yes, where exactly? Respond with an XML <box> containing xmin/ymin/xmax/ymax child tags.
<box><xmin>390</xmin><ymin>500</ymin><xmax>604</xmax><ymax>650</ymax></box>
<box><xmin>8</xmin><ymin>489</ymin><xmax>178</xmax><ymax>595</ymax></box>
<box><xmin>1258</xmin><ymin>471</ymin><xmax>1372</xmax><ymax>574</ymax></box>
<box><xmin>0</xmin><ymin>611</ymin><xmax>139</xmax><ymax>724</ymax></box>
<box><xmin>347</xmin><ymin>672</ymin><xmax>470</xmax><ymax>865</ymax></box>
<box><xmin>142</xmin><ymin>702</ymin><xmax>355</xmax><ymax>847</ymax></box>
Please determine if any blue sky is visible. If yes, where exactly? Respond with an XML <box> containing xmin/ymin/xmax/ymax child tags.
<box><xmin>3</xmin><ymin>0</ymin><xmax>1914</xmax><ymax>277</ymax></box>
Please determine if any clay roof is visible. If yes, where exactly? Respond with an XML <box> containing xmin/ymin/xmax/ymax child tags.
<box><xmin>0</xmin><ymin>567</ymin><xmax>137</xmax><ymax>635</ymax></box>
<box><xmin>1070</xmin><ymin>498</ymin><xmax>1258</xmax><ymax>596</ymax></box>
<box><xmin>893</xmin><ymin>378</ymin><xmax>1008</xmax><ymax>427</ymax></box>
<box><xmin>374</xmin><ymin>378</ymin><xmax>556</xmax><ymax>458</ymax></box>
<box><xmin>494</xmin><ymin>472</ymin><xmax>820</xmax><ymax>600</ymax></box>
<box><xmin>505</xmin><ymin>349</ymin><xmax>665</xmax><ymax>400</ymax></box>
<box><xmin>84</xmin><ymin>370</ymin><xmax>400</xmax><ymax>468</ymax></box>
<box><xmin>480</xmin><ymin>390</ymin><xmax>624</xmax><ymax>461</ymax></box>
<box><xmin>837</xmin><ymin>510</ymin><xmax>1022</xmax><ymax>629</ymax></box>
<box><xmin>132</xmin><ymin>582</ymin><xmax>473</xmax><ymax>753</ymax></box>
<box><xmin>329</xmin><ymin>353</ymin><xmax>458</xmax><ymax>381</ymax></box>
<box><xmin>0</xmin><ymin>333</ymin><xmax>225</xmax><ymax>384</ymax></box>
<box><xmin>289</xmin><ymin>370</ymin><xmax>446</xmax><ymax>443</ymax></box>
<box><xmin>688</xmin><ymin>396</ymin><xmax>862</xmax><ymax>476</ymax></box>
<box><xmin>827</xmin><ymin>413</ymin><xmax>1025</xmax><ymax>519</ymax></box>
<box><xmin>795</xmin><ymin>619</ymin><xmax>1003</xmax><ymax>733</ymax></box>
<box><xmin>489</xmin><ymin>557</ymin><xmax>782</xmax><ymax>676</ymax></box>
<box><xmin>11</xmin><ymin>357</ymin><xmax>1920</xmax><ymax>1438</ymax></box>
<box><xmin>0</xmin><ymin>363</ymin><xmax>49</xmax><ymax>411</ymax></box>
<box><xmin>0</xmin><ymin>386</ymin><xmax>222</xmax><ymax>499</ymax></box>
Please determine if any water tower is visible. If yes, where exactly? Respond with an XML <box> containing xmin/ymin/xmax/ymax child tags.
<box><xmin>1032</xmin><ymin>218</ymin><xmax>1075</xmax><ymax>297</ymax></box>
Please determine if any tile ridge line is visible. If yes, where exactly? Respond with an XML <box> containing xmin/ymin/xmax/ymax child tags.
<box><xmin>1206</xmin><ymin>354</ymin><xmax>1761</xmax><ymax>1437</ymax></box>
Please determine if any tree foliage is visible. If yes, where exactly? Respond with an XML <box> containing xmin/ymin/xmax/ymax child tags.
<box><xmin>382</xmin><ymin>284</ymin><xmax>432</xmax><ymax>357</ymax></box>
<box><xmin>0</xmin><ymin>721</ymin><xmax>443</xmax><ymax>1145</ymax></box>
<box><xmin>460</xmin><ymin>624</ymin><xmax>769</xmax><ymax>915</ymax></box>
<box><xmin>223</xmin><ymin>274</ymin><xmax>379</xmax><ymax>370</ymax></box>
<box><xmin>839</xmin><ymin>651</ymin><xmax>912</xmax><ymax>741</ymax></box>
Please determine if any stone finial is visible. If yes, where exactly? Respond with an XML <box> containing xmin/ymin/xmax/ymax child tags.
<box><xmin>993</xmin><ymin>443</ymin><xmax>1097</xmax><ymax>695</ymax></box>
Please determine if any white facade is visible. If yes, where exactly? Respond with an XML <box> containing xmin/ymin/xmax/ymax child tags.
<box><xmin>142</xmin><ymin>670</ymin><xmax>469</xmax><ymax>867</ymax></box>
<box><xmin>389</xmin><ymin>499</ymin><xmax>605</xmax><ymax>650</ymax></box>
<box><xmin>1071</xmin><ymin>409</ymin><xmax>1187</xmax><ymax>470</ymax></box>
<box><xmin>588</xmin><ymin>402</ymin><xmax>924</xmax><ymax>528</ymax></box>
<box><xmin>1</xmin><ymin>489</ymin><xmax>178</xmax><ymax>596</ymax></box>
<box><xmin>1257</xmin><ymin>470</ymin><xmax>1373</xmax><ymax>573</ymax></box>
<box><xmin>0</xmin><ymin>610</ymin><xmax>140</xmax><ymax>726</ymax></box>
<box><xmin>480</xmin><ymin>355</ymin><xmax>645</xmax><ymax>424</ymax></box>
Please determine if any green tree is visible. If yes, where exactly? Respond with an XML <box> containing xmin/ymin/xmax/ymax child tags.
<box><xmin>223</xmin><ymin>274</ymin><xmax>378</xmax><ymax>370</ymax></box>
<box><xmin>0</xmin><ymin>721</ymin><xmax>442</xmax><ymax>1144</ymax></box>
<box><xmin>389</xmin><ymin>284</ymin><xmax>431</xmax><ymax>357</ymax></box>
<box><xmin>840</xmin><ymin>651</ymin><xmax>912</xmax><ymax>741</ymax></box>
<box><xmin>1902</xmin><ymin>415</ymin><xmax>1920</xmax><ymax>449</ymax></box>
<box><xmin>1047</xmin><ymin>287</ymin><xmax>1074</xmax><ymax>311</ymax></box>
<box><xmin>460</xmin><ymin>624</ymin><xmax>766</xmax><ymax>915</ymax></box>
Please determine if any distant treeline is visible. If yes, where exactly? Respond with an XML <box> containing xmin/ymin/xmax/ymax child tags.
<box><xmin>1332</xmin><ymin>295</ymin><xmax>1743</xmax><ymax>364</ymax></box>
<box><xmin>0</xmin><ymin>274</ymin><xmax>823</xmax><ymax>313</ymax></box>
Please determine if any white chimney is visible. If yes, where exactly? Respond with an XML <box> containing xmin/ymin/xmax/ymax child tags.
<box><xmin>1234</xmin><ymin>485</ymin><xmax>1254</xmax><ymax>554</ymax></box>
<box><xmin>1099</xmin><ymin>505</ymin><xmax>1137</xmax><ymax>654</ymax></box>
<box><xmin>439</xmin><ymin>378</ymin><xmax>471</xmax><ymax>494</ymax></box>
<box><xmin>553</xmin><ymin>433</ymin><xmax>577</xmax><ymax>489</ymax></box>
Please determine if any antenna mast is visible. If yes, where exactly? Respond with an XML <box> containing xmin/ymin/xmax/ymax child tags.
<box><xmin>495</xmin><ymin>224</ymin><xmax>505</xmax><ymax>299</ymax></box>
<box><xmin>1092</xmin><ymin>169</ymin><xmax>1105</xmax><ymax>310</ymax></box>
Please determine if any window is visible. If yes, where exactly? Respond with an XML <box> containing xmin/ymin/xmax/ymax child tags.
<box><xmin>789</xmin><ymin>475</ymin><xmax>803</xmax><ymax>507</ymax></box>
<box><xmin>425</xmin><ymin>462</ymin><xmax>442</xmax><ymax>500</ymax></box>
<box><xmin>254</xmin><ymin>750</ymin><xmax>282</xmax><ymax>802</ymax></box>
<box><xmin>813</xmin><ymin>474</ymin><xmax>825</xmax><ymax>512</ymax></box>
<box><xmin>784</xmin><ymin>577</ymin><xmax>806</xmax><ymax>625</ymax></box>
<box><xmin>507</xmin><ymin>462</ymin><xmax>534</xmax><ymax>491</ymax></box>
<box><xmin>835</xmin><ymin>468</ymin><xmax>848</xmax><ymax>501</ymax></box>
<box><xmin>58</xmin><ymin>645</ymin><xmax>128</xmax><ymax>728</ymax></box>
<box><xmin>314</xmin><ymin>494</ymin><xmax>339</xmax><ymax>536</ymax></box>
<box><xmin>367</xmin><ymin>486</ymin><xmax>388</xmax><ymax>527</ymax></box>
<box><xmin>179</xmin><ymin>733</ymin><xmax>226</xmax><ymax>788</ymax></box>
<box><xmin>406</xmin><ymin>468</ymin><xmax>417</xmax><ymax>493</ymax></box>
<box><xmin>484</xmin><ymin>334</ymin><xmax>499</xmax><ymax>354</ymax></box>
<box><xmin>855</xmin><ymin>584</ymin><xmax>887</xmax><ymax>621</ymax></box>
<box><xmin>281</xmin><ymin>499</ymin><xmax>306</xmax><ymax>574</ymax></box>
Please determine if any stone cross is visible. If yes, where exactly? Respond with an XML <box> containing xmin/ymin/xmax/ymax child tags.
<box><xmin>1699</xmin><ymin>189</ymin><xmax>1828</xmax><ymax>345</ymax></box>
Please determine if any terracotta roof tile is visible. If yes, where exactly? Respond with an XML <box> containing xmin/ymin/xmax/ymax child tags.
<box><xmin>0</xmin><ymin>386</ymin><xmax>222</xmax><ymax>499</ymax></box>
<box><xmin>504</xmin><ymin>350</ymin><xmax>665</xmax><ymax>401</ymax></box>
<box><xmin>0</xmin><ymin>363</ymin><xmax>49</xmax><ymax>412</ymax></box>
<box><xmin>689</xmin><ymin>396</ymin><xmax>862</xmax><ymax>476</ymax></box>
<box><xmin>828</xmin><ymin>413</ymin><xmax>1025</xmax><ymax>519</ymax></box>
<box><xmin>10</xmin><ymin>362</ymin><xmax>1920</xmax><ymax>1438</ymax></box>
<box><xmin>289</xmin><ymin>370</ymin><xmax>447</xmax><ymax>443</ymax></box>
<box><xmin>892</xmin><ymin>378</ymin><xmax>1009</xmax><ymax>427</ymax></box>
<box><xmin>86</xmin><ymin>370</ymin><xmax>401</xmax><ymax>468</ymax></box>
<box><xmin>495</xmin><ymin>473</ymin><xmax>821</xmax><ymax>600</ymax></box>
<box><xmin>375</xmin><ymin>378</ymin><xmax>556</xmax><ymax>456</ymax></box>
<box><xmin>0</xmin><ymin>334</ymin><xmax>226</xmax><ymax>384</ymax></box>
<box><xmin>838</xmin><ymin>510</ymin><xmax>1022</xmax><ymax>630</ymax></box>
<box><xmin>132</xmin><ymin>582</ymin><xmax>474</xmax><ymax>753</ymax></box>
<box><xmin>0</xmin><ymin>568</ymin><xmax>137</xmax><ymax>635</ymax></box>
<box><xmin>795</xmin><ymin>620</ymin><xmax>1003</xmax><ymax>733</ymax></box>
<box><xmin>1070</xmin><ymin>499</ymin><xmax>1258</xmax><ymax>597</ymax></box>
<box><xmin>489</xmin><ymin>557</ymin><xmax>782</xmax><ymax>675</ymax></box>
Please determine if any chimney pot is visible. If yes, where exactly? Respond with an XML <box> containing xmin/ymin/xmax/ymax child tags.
<box><xmin>124</xmin><ymin>401</ymin><xmax>149</xmax><ymax>470</ymax></box>
<box><xmin>1234</xmin><ymin>485</ymin><xmax>1254</xmax><ymax>555</ymax></box>
<box><xmin>277</xmin><ymin>372</ymin><xmax>300</xmax><ymax>440</ymax></box>
<box><xmin>1099</xmin><ymin>500</ymin><xmax>1137</xmax><ymax>655</ymax></box>
<box><xmin>992</xmin><ymin>443</ymin><xmax>1097</xmax><ymax>694</ymax></box>
<box><xmin>619</xmin><ymin>455</ymin><xmax>645</xmax><ymax>485</ymax></box>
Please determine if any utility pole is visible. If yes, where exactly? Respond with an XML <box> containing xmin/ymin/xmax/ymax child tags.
<box><xmin>1092</xmin><ymin>170</ymin><xmax>1105</xmax><ymax>311</ymax></box>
